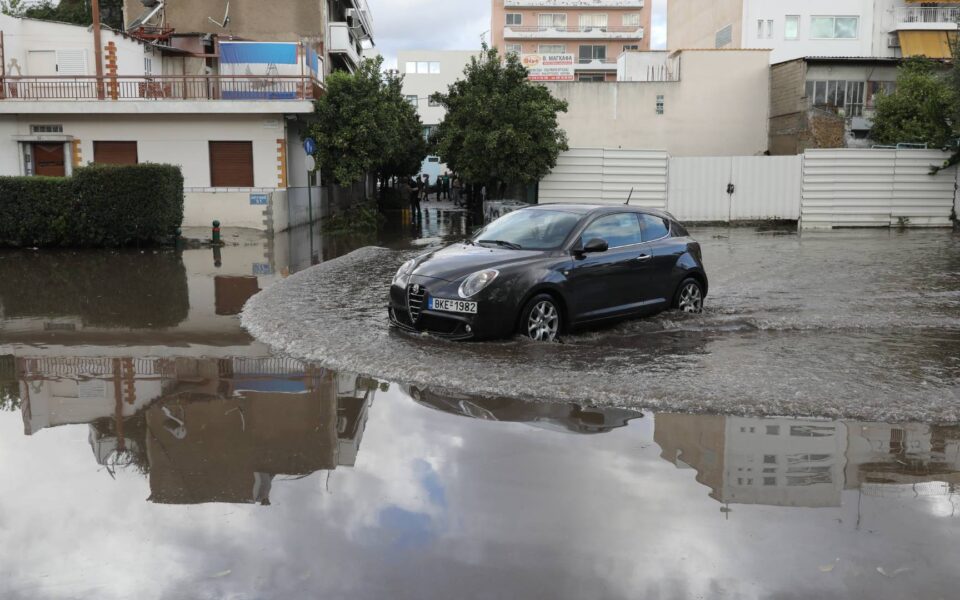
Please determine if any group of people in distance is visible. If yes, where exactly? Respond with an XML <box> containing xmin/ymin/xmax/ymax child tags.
<box><xmin>404</xmin><ymin>171</ymin><xmax>481</xmax><ymax>217</ymax></box>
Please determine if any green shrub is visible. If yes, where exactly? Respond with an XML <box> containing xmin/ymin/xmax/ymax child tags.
<box><xmin>0</xmin><ymin>163</ymin><xmax>184</xmax><ymax>247</ymax></box>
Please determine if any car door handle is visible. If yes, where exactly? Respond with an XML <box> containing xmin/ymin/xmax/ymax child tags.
<box><xmin>635</xmin><ymin>254</ymin><xmax>652</xmax><ymax>262</ymax></box>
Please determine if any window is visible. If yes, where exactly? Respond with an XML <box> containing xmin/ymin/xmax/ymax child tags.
<box><xmin>810</xmin><ymin>16</ymin><xmax>859</xmax><ymax>39</ymax></box>
<box><xmin>623</xmin><ymin>44</ymin><xmax>640</xmax><ymax>52</ymax></box>
<box><xmin>209</xmin><ymin>141</ymin><xmax>254</xmax><ymax>187</ymax></box>
<box><xmin>506</xmin><ymin>13</ymin><xmax>522</xmax><ymax>26</ymax></box>
<box><xmin>578</xmin><ymin>45</ymin><xmax>606</xmax><ymax>63</ymax></box>
<box><xmin>764</xmin><ymin>477</ymin><xmax>777</xmax><ymax>486</ymax></box>
<box><xmin>655</xmin><ymin>94</ymin><xmax>664</xmax><ymax>115</ymax></box>
<box><xmin>538</xmin><ymin>13</ymin><xmax>567</xmax><ymax>28</ymax></box>
<box><xmin>405</xmin><ymin>95</ymin><xmax>418</xmax><ymax>106</ymax></box>
<box><xmin>577</xmin><ymin>73</ymin><xmax>605</xmax><ymax>82</ymax></box>
<box><xmin>623</xmin><ymin>13</ymin><xmax>641</xmax><ymax>27</ymax></box>
<box><xmin>785</xmin><ymin>15</ymin><xmax>800</xmax><ymax>40</ymax></box>
<box><xmin>144</xmin><ymin>56</ymin><xmax>153</xmax><ymax>74</ymax></box>
<box><xmin>506</xmin><ymin>44</ymin><xmax>522</xmax><ymax>56</ymax></box>
<box><xmin>30</xmin><ymin>124</ymin><xmax>64</xmax><ymax>134</ymax></box>
<box><xmin>422</xmin><ymin>125</ymin><xmax>438</xmax><ymax>141</ymax></box>
<box><xmin>757</xmin><ymin>19</ymin><xmax>773</xmax><ymax>39</ymax></box>
<box><xmin>427</xmin><ymin>156</ymin><xmax>440</xmax><ymax>163</ymax></box>
<box><xmin>93</xmin><ymin>141</ymin><xmax>138</xmax><ymax>165</ymax></box>
<box><xmin>539</xmin><ymin>44</ymin><xmax>567</xmax><ymax>54</ymax></box>
<box><xmin>428</xmin><ymin>97</ymin><xmax>440</xmax><ymax>107</ymax></box>
<box><xmin>580</xmin><ymin>13</ymin><xmax>608</xmax><ymax>29</ymax></box>
<box><xmin>716</xmin><ymin>24</ymin><xmax>733</xmax><ymax>48</ymax></box>
<box><xmin>766</xmin><ymin>425</ymin><xmax>780</xmax><ymax>435</ymax></box>
<box><xmin>638</xmin><ymin>213</ymin><xmax>669</xmax><ymax>241</ymax></box>
<box><xmin>805</xmin><ymin>80</ymin><xmax>866</xmax><ymax>116</ymax></box>
<box><xmin>581</xmin><ymin>213</ymin><xmax>644</xmax><ymax>248</ymax></box>
<box><xmin>763</xmin><ymin>455</ymin><xmax>777</xmax><ymax>464</ymax></box>
<box><xmin>406</xmin><ymin>61</ymin><xmax>440</xmax><ymax>74</ymax></box>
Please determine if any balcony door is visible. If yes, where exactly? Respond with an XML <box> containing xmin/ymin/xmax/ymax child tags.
<box><xmin>580</xmin><ymin>14</ymin><xmax>608</xmax><ymax>30</ymax></box>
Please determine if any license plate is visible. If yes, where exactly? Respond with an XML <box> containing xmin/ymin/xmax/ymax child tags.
<box><xmin>429</xmin><ymin>297</ymin><xmax>477</xmax><ymax>314</ymax></box>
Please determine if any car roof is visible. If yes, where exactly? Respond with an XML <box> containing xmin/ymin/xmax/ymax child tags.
<box><xmin>526</xmin><ymin>203</ymin><xmax>677</xmax><ymax>221</ymax></box>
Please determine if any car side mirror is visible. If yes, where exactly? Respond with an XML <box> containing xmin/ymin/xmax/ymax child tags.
<box><xmin>582</xmin><ymin>238</ymin><xmax>609</xmax><ymax>253</ymax></box>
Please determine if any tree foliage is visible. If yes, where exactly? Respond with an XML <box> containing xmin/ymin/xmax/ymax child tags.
<box><xmin>870</xmin><ymin>57</ymin><xmax>956</xmax><ymax>148</ymax></box>
<box><xmin>1</xmin><ymin>0</ymin><xmax>124</xmax><ymax>29</ymax></box>
<box><xmin>429</xmin><ymin>45</ymin><xmax>569</xmax><ymax>194</ymax></box>
<box><xmin>306</xmin><ymin>56</ymin><xmax>427</xmax><ymax>188</ymax></box>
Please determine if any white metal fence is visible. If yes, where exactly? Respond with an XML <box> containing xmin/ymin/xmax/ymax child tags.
<box><xmin>539</xmin><ymin>147</ymin><xmax>958</xmax><ymax>228</ymax></box>
<box><xmin>800</xmin><ymin>149</ymin><xmax>956</xmax><ymax>229</ymax></box>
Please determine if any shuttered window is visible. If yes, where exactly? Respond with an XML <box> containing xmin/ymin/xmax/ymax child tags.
<box><xmin>93</xmin><ymin>141</ymin><xmax>138</xmax><ymax>165</ymax></box>
<box><xmin>209</xmin><ymin>141</ymin><xmax>254</xmax><ymax>187</ymax></box>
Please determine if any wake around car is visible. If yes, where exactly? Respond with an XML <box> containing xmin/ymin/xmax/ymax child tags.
<box><xmin>388</xmin><ymin>204</ymin><xmax>708</xmax><ymax>342</ymax></box>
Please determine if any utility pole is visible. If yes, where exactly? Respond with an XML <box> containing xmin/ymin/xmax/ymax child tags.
<box><xmin>92</xmin><ymin>0</ymin><xmax>105</xmax><ymax>99</ymax></box>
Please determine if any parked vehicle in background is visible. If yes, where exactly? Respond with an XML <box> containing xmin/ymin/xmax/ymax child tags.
<box><xmin>389</xmin><ymin>204</ymin><xmax>708</xmax><ymax>341</ymax></box>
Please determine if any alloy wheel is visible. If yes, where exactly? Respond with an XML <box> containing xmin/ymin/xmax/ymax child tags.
<box><xmin>527</xmin><ymin>300</ymin><xmax>559</xmax><ymax>341</ymax></box>
<box><xmin>678</xmin><ymin>282</ymin><xmax>703</xmax><ymax>313</ymax></box>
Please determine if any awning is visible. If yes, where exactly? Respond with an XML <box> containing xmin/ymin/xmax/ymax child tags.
<box><xmin>898</xmin><ymin>31</ymin><xmax>956</xmax><ymax>58</ymax></box>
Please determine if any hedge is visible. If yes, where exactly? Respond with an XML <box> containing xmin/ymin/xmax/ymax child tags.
<box><xmin>0</xmin><ymin>163</ymin><xmax>184</xmax><ymax>247</ymax></box>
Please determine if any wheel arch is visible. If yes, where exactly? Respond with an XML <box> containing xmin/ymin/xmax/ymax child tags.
<box><xmin>515</xmin><ymin>284</ymin><xmax>570</xmax><ymax>334</ymax></box>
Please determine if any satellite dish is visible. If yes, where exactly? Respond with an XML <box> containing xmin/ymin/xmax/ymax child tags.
<box><xmin>208</xmin><ymin>1</ymin><xmax>231</xmax><ymax>28</ymax></box>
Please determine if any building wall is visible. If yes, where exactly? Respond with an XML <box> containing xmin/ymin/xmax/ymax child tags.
<box><xmin>543</xmin><ymin>50</ymin><xmax>770</xmax><ymax>156</ymax></box>
<box><xmin>122</xmin><ymin>0</ymin><xmax>326</xmax><ymax>42</ymax></box>
<box><xmin>399</xmin><ymin>50</ymin><xmax>478</xmax><ymax>128</ymax></box>
<box><xmin>769</xmin><ymin>59</ymin><xmax>807</xmax><ymax>155</ymax></box>
<box><xmin>2</xmin><ymin>113</ymin><xmax>289</xmax><ymax>229</ymax></box>
<box><xmin>667</xmin><ymin>0</ymin><xmax>743</xmax><ymax>50</ymax></box>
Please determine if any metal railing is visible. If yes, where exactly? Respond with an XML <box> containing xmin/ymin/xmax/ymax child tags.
<box><xmin>0</xmin><ymin>75</ymin><xmax>318</xmax><ymax>102</ymax></box>
<box><xmin>895</xmin><ymin>6</ymin><xmax>960</xmax><ymax>24</ymax></box>
<box><xmin>509</xmin><ymin>25</ymin><xmax>644</xmax><ymax>34</ymax></box>
<box><xmin>506</xmin><ymin>0</ymin><xmax>643</xmax><ymax>6</ymax></box>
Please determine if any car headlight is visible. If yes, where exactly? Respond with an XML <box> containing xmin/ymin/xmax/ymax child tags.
<box><xmin>393</xmin><ymin>259</ymin><xmax>415</xmax><ymax>285</ymax></box>
<box><xmin>458</xmin><ymin>269</ymin><xmax>499</xmax><ymax>298</ymax></box>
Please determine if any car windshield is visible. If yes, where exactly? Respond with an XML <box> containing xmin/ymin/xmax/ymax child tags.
<box><xmin>471</xmin><ymin>209</ymin><xmax>581</xmax><ymax>250</ymax></box>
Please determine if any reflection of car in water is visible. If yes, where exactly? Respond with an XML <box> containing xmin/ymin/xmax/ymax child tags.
<box><xmin>406</xmin><ymin>385</ymin><xmax>643</xmax><ymax>435</ymax></box>
<box><xmin>389</xmin><ymin>205</ymin><xmax>708</xmax><ymax>342</ymax></box>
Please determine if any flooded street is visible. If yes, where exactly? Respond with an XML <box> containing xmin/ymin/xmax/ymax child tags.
<box><xmin>2</xmin><ymin>209</ymin><xmax>959</xmax><ymax>599</ymax></box>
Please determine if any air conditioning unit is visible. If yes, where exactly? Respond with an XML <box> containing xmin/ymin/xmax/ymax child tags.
<box><xmin>888</xmin><ymin>33</ymin><xmax>901</xmax><ymax>48</ymax></box>
<box><xmin>345</xmin><ymin>8</ymin><xmax>359</xmax><ymax>27</ymax></box>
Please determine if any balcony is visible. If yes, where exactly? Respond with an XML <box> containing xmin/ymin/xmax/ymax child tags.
<box><xmin>503</xmin><ymin>25</ymin><xmax>644</xmax><ymax>40</ymax></box>
<box><xmin>505</xmin><ymin>0</ymin><xmax>643</xmax><ymax>6</ymax></box>
<box><xmin>328</xmin><ymin>22</ymin><xmax>361</xmax><ymax>69</ymax></box>
<box><xmin>0</xmin><ymin>75</ymin><xmax>319</xmax><ymax>113</ymax></box>
<box><xmin>573</xmin><ymin>59</ymin><xmax>618</xmax><ymax>71</ymax></box>
<box><xmin>894</xmin><ymin>6</ymin><xmax>960</xmax><ymax>30</ymax></box>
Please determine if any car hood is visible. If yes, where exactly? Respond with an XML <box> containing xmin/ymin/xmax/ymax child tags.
<box><xmin>411</xmin><ymin>243</ymin><xmax>548</xmax><ymax>282</ymax></box>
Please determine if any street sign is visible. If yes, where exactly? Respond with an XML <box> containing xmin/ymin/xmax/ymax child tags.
<box><xmin>249</xmin><ymin>193</ymin><xmax>268</xmax><ymax>205</ymax></box>
<box><xmin>303</xmin><ymin>137</ymin><xmax>316</xmax><ymax>155</ymax></box>
<box><xmin>305</xmin><ymin>155</ymin><xmax>317</xmax><ymax>172</ymax></box>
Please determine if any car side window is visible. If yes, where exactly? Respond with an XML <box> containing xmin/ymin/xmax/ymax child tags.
<box><xmin>580</xmin><ymin>213</ymin><xmax>644</xmax><ymax>248</ymax></box>
<box><xmin>638</xmin><ymin>214</ymin><xmax>670</xmax><ymax>242</ymax></box>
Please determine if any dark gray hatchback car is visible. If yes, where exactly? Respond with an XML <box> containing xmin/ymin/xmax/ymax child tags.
<box><xmin>389</xmin><ymin>204</ymin><xmax>707</xmax><ymax>341</ymax></box>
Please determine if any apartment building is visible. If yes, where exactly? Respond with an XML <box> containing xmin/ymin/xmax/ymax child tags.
<box><xmin>491</xmin><ymin>0</ymin><xmax>650</xmax><ymax>82</ymax></box>
<box><xmin>122</xmin><ymin>0</ymin><xmax>373</xmax><ymax>74</ymax></box>
<box><xmin>668</xmin><ymin>0</ymin><xmax>959</xmax><ymax>63</ymax></box>
<box><xmin>398</xmin><ymin>50</ymin><xmax>479</xmax><ymax>178</ymax></box>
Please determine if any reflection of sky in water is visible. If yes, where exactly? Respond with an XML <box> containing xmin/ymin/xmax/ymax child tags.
<box><xmin>2</xmin><ymin>385</ymin><xmax>959</xmax><ymax>600</ymax></box>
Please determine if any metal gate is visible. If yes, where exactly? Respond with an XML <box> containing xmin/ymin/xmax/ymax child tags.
<box><xmin>539</xmin><ymin>148</ymin><xmax>668</xmax><ymax>209</ymax></box>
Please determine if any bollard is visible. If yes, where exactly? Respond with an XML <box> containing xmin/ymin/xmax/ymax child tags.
<box><xmin>212</xmin><ymin>220</ymin><xmax>221</xmax><ymax>245</ymax></box>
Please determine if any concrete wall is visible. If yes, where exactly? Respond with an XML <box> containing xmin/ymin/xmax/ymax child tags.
<box><xmin>769</xmin><ymin>59</ymin><xmax>808</xmax><ymax>155</ymax></box>
<box><xmin>399</xmin><ymin>50</ymin><xmax>479</xmax><ymax>128</ymax></box>
<box><xmin>544</xmin><ymin>50</ymin><xmax>770</xmax><ymax>156</ymax></box>
<box><xmin>667</xmin><ymin>0</ymin><xmax>743</xmax><ymax>49</ymax></box>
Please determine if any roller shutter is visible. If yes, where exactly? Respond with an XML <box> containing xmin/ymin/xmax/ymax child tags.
<box><xmin>209</xmin><ymin>141</ymin><xmax>254</xmax><ymax>187</ymax></box>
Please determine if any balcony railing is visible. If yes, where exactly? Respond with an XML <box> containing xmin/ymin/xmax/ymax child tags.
<box><xmin>0</xmin><ymin>75</ymin><xmax>318</xmax><ymax>101</ymax></box>
<box><xmin>505</xmin><ymin>25</ymin><xmax>644</xmax><ymax>38</ymax></box>
<box><xmin>505</xmin><ymin>0</ymin><xmax>643</xmax><ymax>6</ymax></box>
<box><xmin>895</xmin><ymin>6</ymin><xmax>960</xmax><ymax>24</ymax></box>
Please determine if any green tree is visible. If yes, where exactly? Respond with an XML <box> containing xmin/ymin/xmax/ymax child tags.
<box><xmin>429</xmin><ymin>44</ymin><xmax>568</xmax><ymax>198</ymax></box>
<box><xmin>871</xmin><ymin>57</ymin><xmax>956</xmax><ymax>149</ymax></box>
<box><xmin>2</xmin><ymin>0</ymin><xmax>124</xmax><ymax>30</ymax></box>
<box><xmin>306</xmin><ymin>56</ymin><xmax>426</xmax><ymax>196</ymax></box>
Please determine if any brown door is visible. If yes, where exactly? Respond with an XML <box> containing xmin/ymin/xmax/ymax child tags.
<box><xmin>33</xmin><ymin>143</ymin><xmax>66</xmax><ymax>177</ymax></box>
<box><xmin>93</xmin><ymin>141</ymin><xmax>138</xmax><ymax>165</ymax></box>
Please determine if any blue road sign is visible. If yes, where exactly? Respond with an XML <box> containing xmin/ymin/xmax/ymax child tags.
<box><xmin>303</xmin><ymin>138</ymin><xmax>316</xmax><ymax>155</ymax></box>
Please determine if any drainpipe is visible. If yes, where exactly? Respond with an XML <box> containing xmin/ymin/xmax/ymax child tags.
<box><xmin>92</xmin><ymin>0</ymin><xmax>105</xmax><ymax>99</ymax></box>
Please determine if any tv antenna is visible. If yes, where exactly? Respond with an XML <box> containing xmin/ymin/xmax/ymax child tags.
<box><xmin>208</xmin><ymin>1</ymin><xmax>231</xmax><ymax>28</ymax></box>
<box><xmin>624</xmin><ymin>187</ymin><xmax>635</xmax><ymax>205</ymax></box>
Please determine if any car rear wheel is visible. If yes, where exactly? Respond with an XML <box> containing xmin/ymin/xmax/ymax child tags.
<box><xmin>520</xmin><ymin>294</ymin><xmax>562</xmax><ymax>342</ymax></box>
<box><xmin>673</xmin><ymin>278</ymin><xmax>704</xmax><ymax>314</ymax></box>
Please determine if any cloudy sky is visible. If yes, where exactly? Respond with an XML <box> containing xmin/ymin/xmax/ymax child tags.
<box><xmin>367</xmin><ymin>0</ymin><xmax>668</xmax><ymax>69</ymax></box>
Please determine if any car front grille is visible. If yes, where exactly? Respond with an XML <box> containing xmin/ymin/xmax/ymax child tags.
<box><xmin>407</xmin><ymin>284</ymin><xmax>426</xmax><ymax>323</ymax></box>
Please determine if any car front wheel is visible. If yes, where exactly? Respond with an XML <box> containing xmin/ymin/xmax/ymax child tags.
<box><xmin>520</xmin><ymin>294</ymin><xmax>562</xmax><ymax>342</ymax></box>
<box><xmin>673</xmin><ymin>278</ymin><xmax>704</xmax><ymax>314</ymax></box>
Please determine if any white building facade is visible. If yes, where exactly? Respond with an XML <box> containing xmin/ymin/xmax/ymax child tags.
<box><xmin>398</xmin><ymin>50</ymin><xmax>479</xmax><ymax>179</ymax></box>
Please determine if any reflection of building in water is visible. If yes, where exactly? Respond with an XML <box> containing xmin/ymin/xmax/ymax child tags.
<box><xmin>656</xmin><ymin>415</ymin><xmax>960</xmax><ymax>509</ymax></box>
<box><xmin>407</xmin><ymin>385</ymin><xmax>643</xmax><ymax>434</ymax></box>
<box><xmin>11</xmin><ymin>355</ymin><xmax>377</xmax><ymax>505</ymax></box>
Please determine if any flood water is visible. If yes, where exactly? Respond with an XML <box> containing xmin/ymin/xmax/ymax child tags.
<box><xmin>1</xmin><ymin>208</ymin><xmax>959</xmax><ymax>599</ymax></box>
